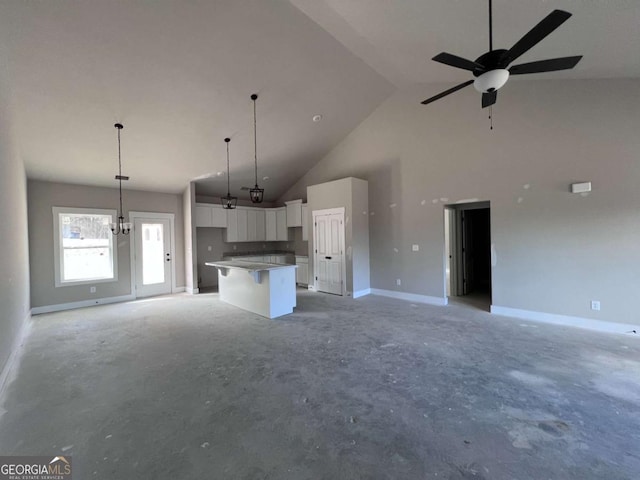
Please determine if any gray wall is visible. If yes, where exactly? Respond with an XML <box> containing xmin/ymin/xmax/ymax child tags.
<box><xmin>351</xmin><ymin>179</ymin><xmax>370</xmax><ymax>294</ymax></box>
<box><xmin>279</xmin><ymin>79</ymin><xmax>640</xmax><ymax>325</ymax></box>
<box><xmin>28</xmin><ymin>180</ymin><xmax>185</xmax><ymax>308</ymax></box>
<box><xmin>0</xmin><ymin>67</ymin><xmax>30</xmax><ymax>377</ymax></box>
<box><xmin>196</xmin><ymin>228</ymin><xmax>225</xmax><ymax>288</ymax></box>
<box><xmin>183</xmin><ymin>183</ymin><xmax>197</xmax><ymax>293</ymax></box>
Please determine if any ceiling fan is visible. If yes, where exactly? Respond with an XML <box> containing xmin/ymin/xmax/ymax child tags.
<box><xmin>421</xmin><ymin>0</ymin><xmax>582</xmax><ymax>108</ymax></box>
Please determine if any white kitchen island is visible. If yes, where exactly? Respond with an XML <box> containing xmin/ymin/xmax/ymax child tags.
<box><xmin>205</xmin><ymin>261</ymin><xmax>297</xmax><ymax>319</ymax></box>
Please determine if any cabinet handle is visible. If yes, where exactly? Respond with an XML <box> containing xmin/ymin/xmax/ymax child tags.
<box><xmin>325</xmin><ymin>256</ymin><xmax>332</xmax><ymax>260</ymax></box>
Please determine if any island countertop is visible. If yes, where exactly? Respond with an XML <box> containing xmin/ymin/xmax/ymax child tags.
<box><xmin>205</xmin><ymin>260</ymin><xmax>297</xmax><ymax>272</ymax></box>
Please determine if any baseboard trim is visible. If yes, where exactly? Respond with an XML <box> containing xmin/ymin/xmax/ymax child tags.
<box><xmin>0</xmin><ymin>310</ymin><xmax>32</xmax><ymax>403</ymax></box>
<box><xmin>370</xmin><ymin>288</ymin><xmax>448</xmax><ymax>306</ymax></box>
<box><xmin>353</xmin><ymin>288</ymin><xmax>371</xmax><ymax>299</ymax></box>
<box><xmin>31</xmin><ymin>294</ymin><xmax>135</xmax><ymax>315</ymax></box>
<box><xmin>491</xmin><ymin>305</ymin><xmax>640</xmax><ymax>336</ymax></box>
<box><xmin>185</xmin><ymin>287</ymin><xmax>200</xmax><ymax>295</ymax></box>
<box><xmin>172</xmin><ymin>286</ymin><xmax>186</xmax><ymax>293</ymax></box>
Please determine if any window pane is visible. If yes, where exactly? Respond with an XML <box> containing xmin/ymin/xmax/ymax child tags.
<box><xmin>63</xmin><ymin>247</ymin><xmax>113</xmax><ymax>281</ymax></box>
<box><xmin>142</xmin><ymin>223</ymin><xmax>165</xmax><ymax>285</ymax></box>
<box><xmin>60</xmin><ymin>213</ymin><xmax>114</xmax><ymax>282</ymax></box>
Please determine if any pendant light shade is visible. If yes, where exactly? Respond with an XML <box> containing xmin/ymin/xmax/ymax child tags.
<box><xmin>249</xmin><ymin>93</ymin><xmax>264</xmax><ymax>203</ymax></box>
<box><xmin>221</xmin><ymin>137</ymin><xmax>237</xmax><ymax>209</ymax></box>
<box><xmin>110</xmin><ymin>123</ymin><xmax>131</xmax><ymax>235</ymax></box>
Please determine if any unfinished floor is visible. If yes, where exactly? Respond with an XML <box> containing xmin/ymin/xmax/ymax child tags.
<box><xmin>1</xmin><ymin>291</ymin><xmax>639</xmax><ymax>479</ymax></box>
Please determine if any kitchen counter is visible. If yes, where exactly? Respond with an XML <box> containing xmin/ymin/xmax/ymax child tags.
<box><xmin>205</xmin><ymin>261</ymin><xmax>297</xmax><ymax>319</ymax></box>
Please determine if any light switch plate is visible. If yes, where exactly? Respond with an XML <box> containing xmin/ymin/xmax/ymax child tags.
<box><xmin>412</xmin><ymin>244</ymin><xmax>419</xmax><ymax>251</ymax></box>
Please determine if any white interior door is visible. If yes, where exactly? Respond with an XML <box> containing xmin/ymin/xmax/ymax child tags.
<box><xmin>314</xmin><ymin>211</ymin><xmax>344</xmax><ymax>295</ymax></box>
<box><xmin>134</xmin><ymin>217</ymin><xmax>172</xmax><ymax>297</ymax></box>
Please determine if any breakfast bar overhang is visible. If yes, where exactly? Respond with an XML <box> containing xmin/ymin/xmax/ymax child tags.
<box><xmin>205</xmin><ymin>261</ymin><xmax>297</xmax><ymax>319</ymax></box>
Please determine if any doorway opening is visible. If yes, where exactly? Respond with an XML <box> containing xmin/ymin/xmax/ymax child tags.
<box><xmin>129</xmin><ymin>212</ymin><xmax>176</xmax><ymax>298</ymax></box>
<box><xmin>444</xmin><ymin>202</ymin><xmax>491</xmax><ymax>311</ymax></box>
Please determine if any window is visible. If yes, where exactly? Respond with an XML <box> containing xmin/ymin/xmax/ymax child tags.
<box><xmin>53</xmin><ymin>207</ymin><xmax>118</xmax><ymax>287</ymax></box>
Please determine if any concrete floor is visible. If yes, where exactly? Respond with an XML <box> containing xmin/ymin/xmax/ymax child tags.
<box><xmin>1</xmin><ymin>291</ymin><xmax>639</xmax><ymax>479</ymax></box>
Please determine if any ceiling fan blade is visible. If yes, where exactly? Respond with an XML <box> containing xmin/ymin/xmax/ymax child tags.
<box><xmin>421</xmin><ymin>80</ymin><xmax>474</xmax><ymax>105</ymax></box>
<box><xmin>502</xmin><ymin>10</ymin><xmax>572</xmax><ymax>66</ymax></box>
<box><xmin>509</xmin><ymin>55</ymin><xmax>582</xmax><ymax>75</ymax></box>
<box><xmin>482</xmin><ymin>91</ymin><xmax>497</xmax><ymax>108</ymax></box>
<box><xmin>432</xmin><ymin>53</ymin><xmax>485</xmax><ymax>72</ymax></box>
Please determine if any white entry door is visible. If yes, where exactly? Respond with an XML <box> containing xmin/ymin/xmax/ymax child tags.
<box><xmin>133</xmin><ymin>217</ymin><xmax>173</xmax><ymax>297</ymax></box>
<box><xmin>314</xmin><ymin>210</ymin><xmax>345</xmax><ymax>295</ymax></box>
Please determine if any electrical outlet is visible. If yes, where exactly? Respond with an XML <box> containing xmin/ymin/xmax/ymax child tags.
<box><xmin>90</xmin><ymin>286</ymin><xmax>96</xmax><ymax>293</ymax></box>
<box><xmin>396</xmin><ymin>279</ymin><xmax>401</xmax><ymax>286</ymax></box>
<box><xmin>591</xmin><ymin>300</ymin><xmax>601</xmax><ymax>311</ymax></box>
<box><xmin>207</xmin><ymin>246</ymin><xmax>212</xmax><ymax>251</ymax></box>
<box><xmin>412</xmin><ymin>244</ymin><xmax>419</xmax><ymax>251</ymax></box>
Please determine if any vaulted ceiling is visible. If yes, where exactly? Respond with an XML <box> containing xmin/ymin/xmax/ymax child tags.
<box><xmin>1</xmin><ymin>1</ymin><xmax>638</xmax><ymax>201</ymax></box>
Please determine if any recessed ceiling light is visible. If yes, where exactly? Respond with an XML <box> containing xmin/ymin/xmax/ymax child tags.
<box><xmin>312</xmin><ymin>114</ymin><xmax>322</xmax><ymax>122</ymax></box>
<box><xmin>263</xmin><ymin>176</ymin><xmax>269</xmax><ymax>181</ymax></box>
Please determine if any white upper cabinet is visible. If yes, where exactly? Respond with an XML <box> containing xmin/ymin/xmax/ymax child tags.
<box><xmin>237</xmin><ymin>209</ymin><xmax>248</xmax><ymax>241</ymax></box>
<box><xmin>195</xmin><ymin>204</ymin><xmax>213</xmax><ymax>227</ymax></box>
<box><xmin>195</xmin><ymin>203</ymin><xmax>227</xmax><ymax>228</ymax></box>
<box><xmin>247</xmin><ymin>209</ymin><xmax>257</xmax><ymax>241</ymax></box>
<box><xmin>285</xmin><ymin>199</ymin><xmax>302</xmax><ymax>227</ymax></box>
<box><xmin>247</xmin><ymin>209</ymin><xmax>266</xmax><ymax>242</ymax></box>
<box><xmin>276</xmin><ymin>208</ymin><xmax>288</xmax><ymax>241</ymax></box>
<box><xmin>255</xmin><ymin>209</ymin><xmax>266</xmax><ymax>241</ymax></box>
<box><xmin>225</xmin><ymin>208</ymin><xmax>248</xmax><ymax>242</ymax></box>
<box><xmin>265</xmin><ymin>210</ymin><xmax>277</xmax><ymax>241</ymax></box>
<box><xmin>301</xmin><ymin>203</ymin><xmax>308</xmax><ymax>241</ymax></box>
<box><xmin>211</xmin><ymin>206</ymin><xmax>227</xmax><ymax>227</ymax></box>
<box><xmin>226</xmin><ymin>209</ymin><xmax>238</xmax><ymax>242</ymax></box>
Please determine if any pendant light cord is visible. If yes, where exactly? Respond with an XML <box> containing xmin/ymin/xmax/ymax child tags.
<box><xmin>253</xmin><ymin>96</ymin><xmax>258</xmax><ymax>187</ymax></box>
<box><xmin>226</xmin><ymin>139</ymin><xmax>231</xmax><ymax>196</ymax></box>
<box><xmin>117</xmin><ymin>126</ymin><xmax>123</xmax><ymax>217</ymax></box>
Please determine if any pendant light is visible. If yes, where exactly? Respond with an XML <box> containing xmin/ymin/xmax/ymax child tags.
<box><xmin>110</xmin><ymin>123</ymin><xmax>131</xmax><ymax>235</ymax></box>
<box><xmin>221</xmin><ymin>137</ymin><xmax>237</xmax><ymax>209</ymax></box>
<box><xmin>249</xmin><ymin>93</ymin><xmax>264</xmax><ymax>203</ymax></box>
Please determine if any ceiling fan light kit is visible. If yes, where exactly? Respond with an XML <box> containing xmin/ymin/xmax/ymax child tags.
<box><xmin>421</xmin><ymin>0</ymin><xmax>582</xmax><ymax>113</ymax></box>
<box><xmin>473</xmin><ymin>69</ymin><xmax>509</xmax><ymax>93</ymax></box>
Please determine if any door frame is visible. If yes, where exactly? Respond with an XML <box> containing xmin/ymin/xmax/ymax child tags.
<box><xmin>312</xmin><ymin>207</ymin><xmax>347</xmax><ymax>296</ymax></box>
<box><xmin>443</xmin><ymin>201</ymin><xmax>490</xmax><ymax>299</ymax></box>
<box><xmin>129</xmin><ymin>211</ymin><xmax>177</xmax><ymax>298</ymax></box>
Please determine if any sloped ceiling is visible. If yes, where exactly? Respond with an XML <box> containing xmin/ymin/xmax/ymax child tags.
<box><xmin>0</xmin><ymin>0</ymin><xmax>393</xmax><ymax>200</ymax></box>
<box><xmin>1</xmin><ymin>1</ymin><xmax>638</xmax><ymax>200</ymax></box>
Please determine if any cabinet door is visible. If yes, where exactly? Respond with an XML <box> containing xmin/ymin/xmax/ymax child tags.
<box><xmin>237</xmin><ymin>209</ymin><xmax>248</xmax><ymax>242</ymax></box>
<box><xmin>276</xmin><ymin>209</ymin><xmax>288</xmax><ymax>241</ymax></box>
<box><xmin>297</xmin><ymin>262</ymin><xmax>308</xmax><ymax>285</ymax></box>
<box><xmin>195</xmin><ymin>205</ymin><xmax>213</xmax><ymax>227</ymax></box>
<box><xmin>226</xmin><ymin>209</ymin><xmax>238</xmax><ymax>242</ymax></box>
<box><xmin>255</xmin><ymin>210</ymin><xmax>266</xmax><ymax>241</ymax></box>
<box><xmin>286</xmin><ymin>202</ymin><xmax>302</xmax><ymax>227</ymax></box>
<box><xmin>301</xmin><ymin>204</ymin><xmax>308</xmax><ymax>241</ymax></box>
<box><xmin>265</xmin><ymin>210</ymin><xmax>277</xmax><ymax>241</ymax></box>
<box><xmin>247</xmin><ymin>210</ymin><xmax>257</xmax><ymax>241</ymax></box>
<box><xmin>211</xmin><ymin>206</ymin><xmax>227</xmax><ymax>227</ymax></box>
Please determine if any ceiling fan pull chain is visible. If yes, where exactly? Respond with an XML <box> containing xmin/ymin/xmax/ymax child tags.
<box><xmin>489</xmin><ymin>106</ymin><xmax>493</xmax><ymax>130</ymax></box>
